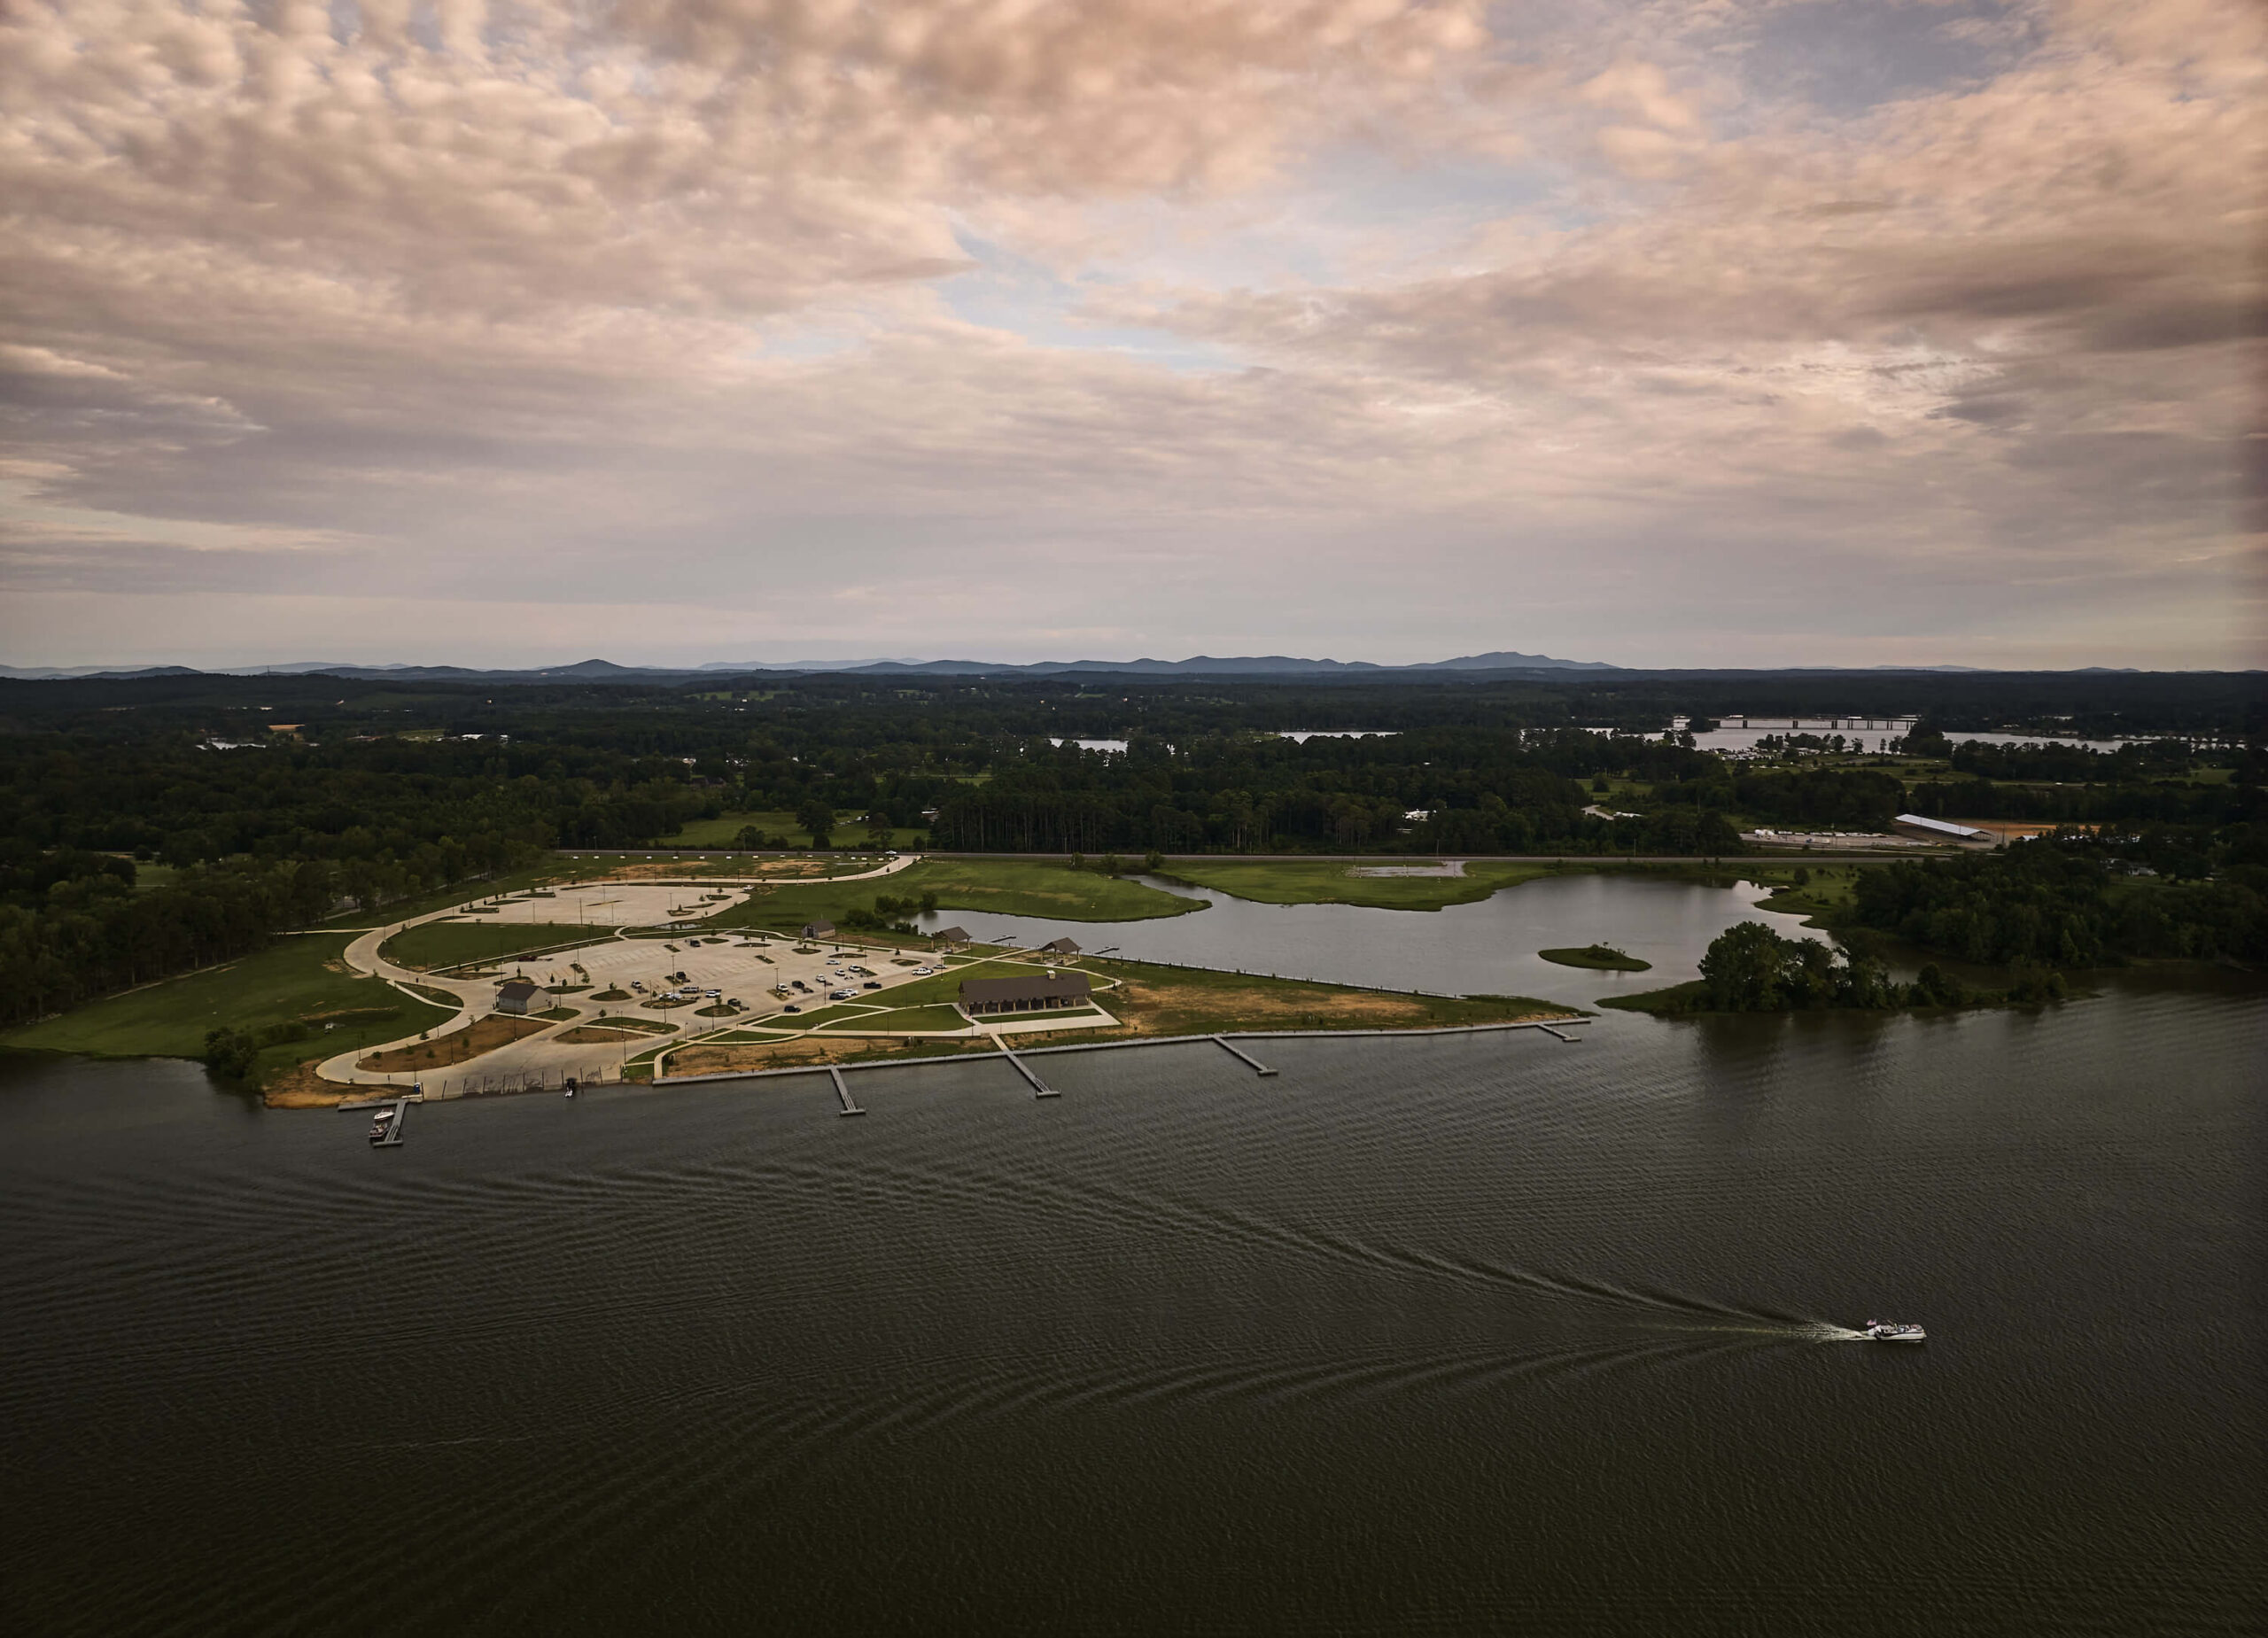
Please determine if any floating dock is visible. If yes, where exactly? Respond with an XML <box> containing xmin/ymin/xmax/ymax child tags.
<box><xmin>371</xmin><ymin>1095</ymin><xmax>409</xmax><ymax>1145</ymax></box>
<box><xmin>827</xmin><ymin>1066</ymin><xmax>866</xmax><ymax>1117</ymax></box>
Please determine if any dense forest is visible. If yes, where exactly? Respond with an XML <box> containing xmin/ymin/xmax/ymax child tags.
<box><xmin>0</xmin><ymin>667</ymin><xmax>2258</xmax><ymax>1026</ymax></box>
<box><xmin>1849</xmin><ymin>832</ymin><xmax>2268</xmax><ymax>965</ymax></box>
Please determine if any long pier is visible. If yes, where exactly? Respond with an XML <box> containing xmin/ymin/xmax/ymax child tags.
<box><xmin>1209</xmin><ymin>1036</ymin><xmax>1278</xmax><ymax>1075</ymax></box>
<box><xmin>991</xmin><ymin>1035</ymin><xmax>1060</xmax><ymax>1098</ymax></box>
<box><xmin>827</xmin><ymin>1066</ymin><xmax>866</xmax><ymax>1117</ymax></box>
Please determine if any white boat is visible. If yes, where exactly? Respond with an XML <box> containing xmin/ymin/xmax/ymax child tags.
<box><xmin>1861</xmin><ymin>1320</ymin><xmax>1926</xmax><ymax>1343</ymax></box>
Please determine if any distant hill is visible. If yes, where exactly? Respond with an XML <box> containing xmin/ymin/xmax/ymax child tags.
<box><xmin>1403</xmin><ymin>650</ymin><xmax>1619</xmax><ymax>672</ymax></box>
<box><xmin>4</xmin><ymin>653</ymin><xmax>2218</xmax><ymax>686</ymax></box>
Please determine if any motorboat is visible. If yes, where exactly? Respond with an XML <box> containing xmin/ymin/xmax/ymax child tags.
<box><xmin>1860</xmin><ymin>1321</ymin><xmax>1926</xmax><ymax>1343</ymax></box>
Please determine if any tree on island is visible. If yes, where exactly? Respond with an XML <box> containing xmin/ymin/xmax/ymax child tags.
<box><xmin>1697</xmin><ymin>921</ymin><xmax>1899</xmax><ymax>1012</ymax></box>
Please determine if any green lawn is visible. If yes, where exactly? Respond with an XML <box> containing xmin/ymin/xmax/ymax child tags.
<box><xmin>910</xmin><ymin>858</ymin><xmax>1205</xmax><ymax>921</ymax></box>
<box><xmin>1158</xmin><ymin>859</ymin><xmax>1565</xmax><ymax>910</ymax></box>
<box><xmin>712</xmin><ymin>858</ymin><xmax>1200</xmax><ymax>938</ymax></box>
<box><xmin>814</xmin><ymin>1004</ymin><xmax>972</xmax><ymax>1033</ymax></box>
<box><xmin>1</xmin><ymin>933</ymin><xmax>456</xmax><ymax>1064</ymax></box>
<box><xmin>779</xmin><ymin>1003</ymin><xmax>889</xmax><ymax>1028</ymax></box>
<box><xmin>130</xmin><ymin>862</ymin><xmax>183</xmax><ymax>894</ymax></box>
<box><xmin>379</xmin><ymin>920</ymin><xmax>610</xmax><ymax>971</ymax></box>
<box><xmin>848</xmin><ymin>955</ymin><xmax>1058</xmax><ymax>1008</ymax></box>
<box><xmin>571</xmin><ymin>1014</ymin><xmax>679</xmax><ymax>1035</ymax></box>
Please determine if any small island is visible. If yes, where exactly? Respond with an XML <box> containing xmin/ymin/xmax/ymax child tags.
<box><xmin>1538</xmin><ymin>944</ymin><xmax>1651</xmax><ymax>972</ymax></box>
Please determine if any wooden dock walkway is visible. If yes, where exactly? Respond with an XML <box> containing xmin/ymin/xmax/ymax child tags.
<box><xmin>1209</xmin><ymin>1036</ymin><xmax>1278</xmax><ymax>1075</ymax></box>
<box><xmin>992</xmin><ymin>1035</ymin><xmax>1060</xmax><ymax>1098</ymax></box>
<box><xmin>827</xmin><ymin>1066</ymin><xmax>866</xmax><ymax>1117</ymax></box>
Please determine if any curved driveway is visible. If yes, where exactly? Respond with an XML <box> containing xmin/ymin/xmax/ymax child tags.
<box><xmin>319</xmin><ymin>855</ymin><xmax>918</xmax><ymax>1087</ymax></box>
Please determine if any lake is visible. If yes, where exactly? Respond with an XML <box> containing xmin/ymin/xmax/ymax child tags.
<box><xmin>4</xmin><ymin>877</ymin><xmax>2262</xmax><ymax>1633</ymax></box>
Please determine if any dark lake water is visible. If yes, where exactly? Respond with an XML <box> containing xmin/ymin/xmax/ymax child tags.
<box><xmin>5</xmin><ymin>882</ymin><xmax>2264</xmax><ymax>1634</ymax></box>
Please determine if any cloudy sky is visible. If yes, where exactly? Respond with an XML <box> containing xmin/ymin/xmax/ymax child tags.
<box><xmin>2</xmin><ymin>0</ymin><xmax>2260</xmax><ymax>669</ymax></box>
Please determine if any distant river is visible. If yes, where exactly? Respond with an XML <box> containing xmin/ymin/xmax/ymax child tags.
<box><xmin>4</xmin><ymin>882</ymin><xmax>2262</xmax><ymax>1632</ymax></box>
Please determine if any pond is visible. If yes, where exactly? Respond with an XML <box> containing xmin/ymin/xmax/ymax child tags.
<box><xmin>919</xmin><ymin>870</ymin><xmax>1814</xmax><ymax>1009</ymax></box>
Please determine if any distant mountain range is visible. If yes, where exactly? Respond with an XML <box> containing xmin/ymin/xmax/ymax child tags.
<box><xmin>0</xmin><ymin>655</ymin><xmax>2194</xmax><ymax>683</ymax></box>
<box><xmin>0</xmin><ymin>650</ymin><xmax>1624</xmax><ymax>682</ymax></box>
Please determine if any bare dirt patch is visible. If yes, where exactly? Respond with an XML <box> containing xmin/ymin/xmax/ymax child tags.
<box><xmin>670</xmin><ymin>1036</ymin><xmax>984</xmax><ymax>1075</ymax></box>
<box><xmin>1108</xmin><ymin>977</ymin><xmax>1440</xmax><ymax>1033</ymax></box>
<box><xmin>359</xmin><ymin>1014</ymin><xmax>552</xmax><ymax>1072</ymax></box>
<box><xmin>262</xmin><ymin>1060</ymin><xmax>360</xmax><ymax>1108</ymax></box>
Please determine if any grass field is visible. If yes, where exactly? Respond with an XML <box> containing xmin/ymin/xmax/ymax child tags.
<box><xmin>814</xmin><ymin>954</ymin><xmax>1055</xmax><ymax>1009</ymax></box>
<box><xmin>1158</xmin><ymin>859</ymin><xmax>1565</xmax><ymax>910</ymax></box>
<box><xmin>1082</xmin><ymin>957</ymin><xmax>1568</xmax><ymax>1036</ymax></box>
<box><xmin>826</xmin><ymin>1004</ymin><xmax>974</xmax><ymax>1033</ymax></box>
<box><xmin>555</xmin><ymin>1020</ymin><xmax>678</xmax><ymax>1043</ymax></box>
<box><xmin>379</xmin><ymin>921</ymin><xmax>608</xmax><ymax>970</ymax></box>
<box><xmin>713</xmin><ymin>858</ymin><xmax>1201</xmax><ymax>937</ymax></box>
<box><xmin>913</xmin><ymin>858</ymin><xmax>1205</xmax><ymax>921</ymax></box>
<box><xmin>0</xmin><ymin>933</ymin><xmax>457</xmax><ymax>1072</ymax></box>
<box><xmin>1538</xmin><ymin>944</ymin><xmax>1652</xmax><ymax>972</ymax></box>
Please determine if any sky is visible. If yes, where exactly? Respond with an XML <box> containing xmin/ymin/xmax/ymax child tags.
<box><xmin>1</xmin><ymin>0</ymin><xmax>2261</xmax><ymax>671</ymax></box>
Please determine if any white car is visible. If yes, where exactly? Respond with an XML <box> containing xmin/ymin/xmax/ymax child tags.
<box><xmin>829</xmin><ymin>988</ymin><xmax>858</xmax><ymax>1000</ymax></box>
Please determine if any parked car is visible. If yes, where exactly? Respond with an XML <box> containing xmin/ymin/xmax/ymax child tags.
<box><xmin>862</xmin><ymin>981</ymin><xmax>882</xmax><ymax>990</ymax></box>
<box><xmin>783</xmin><ymin>1004</ymin><xmax>801</xmax><ymax>1013</ymax></box>
<box><xmin>830</xmin><ymin>988</ymin><xmax>858</xmax><ymax>1000</ymax></box>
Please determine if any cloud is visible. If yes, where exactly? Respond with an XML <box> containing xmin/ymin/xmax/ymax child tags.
<box><xmin>0</xmin><ymin>0</ymin><xmax>2257</xmax><ymax>666</ymax></box>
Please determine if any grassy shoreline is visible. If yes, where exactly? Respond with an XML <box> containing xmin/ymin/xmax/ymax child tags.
<box><xmin>659</xmin><ymin>953</ymin><xmax>1576</xmax><ymax>1079</ymax></box>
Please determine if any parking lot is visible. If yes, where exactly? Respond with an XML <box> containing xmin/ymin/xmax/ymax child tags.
<box><xmin>523</xmin><ymin>931</ymin><xmax>943</xmax><ymax>1026</ymax></box>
